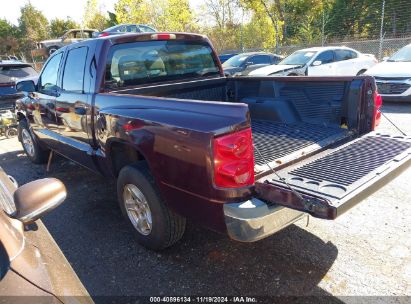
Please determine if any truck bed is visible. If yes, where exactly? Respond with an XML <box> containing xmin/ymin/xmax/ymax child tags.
<box><xmin>251</xmin><ymin>120</ymin><xmax>349</xmax><ymax>172</ymax></box>
<box><xmin>111</xmin><ymin>77</ymin><xmax>362</xmax><ymax>175</ymax></box>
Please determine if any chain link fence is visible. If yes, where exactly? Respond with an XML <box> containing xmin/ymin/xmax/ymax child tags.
<box><xmin>220</xmin><ymin>0</ymin><xmax>411</xmax><ymax>59</ymax></box>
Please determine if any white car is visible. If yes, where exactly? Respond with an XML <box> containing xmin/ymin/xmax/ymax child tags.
<box><xmin>249</xmin><ymin>46</ymin><xmax>377</xmax><ymax>77</ymax></box>
<box><xmin>365</xmin><ymin>44</ymin><xmax>411</xmax><ymax>102</ymax></box>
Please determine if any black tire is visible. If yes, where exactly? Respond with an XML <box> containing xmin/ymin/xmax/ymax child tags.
<box><xmin>18</xmin><ymin>120</ymin><xmax>49</xmax><ymax>164</ymax></box>
<box><xmin>117</xmin><ymin>162</ymin><xmax>186</xmax><ymax>250</ymax></box>
<box><xmin>5</xmin><ymin>128</ymin><xmax>17</xmax><ymax>138</ymax></box>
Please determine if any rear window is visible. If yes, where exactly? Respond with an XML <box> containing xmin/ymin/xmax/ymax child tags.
<box><xmin>0</xmin><ymin>65</ymin><xmax>37</xmax><ymax>80</ymax></box>
<box><xmin>105</xmin><ymin>40</ymin><xmax>220</xmax><ymax>88</ymax></box>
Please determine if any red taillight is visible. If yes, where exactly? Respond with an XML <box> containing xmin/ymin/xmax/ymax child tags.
<box><xmin>151</xmin><ymin>33</ymin><xmax>176</xmax><ymax>40</ymax></box>
<box><xmin>56</xmin><ymin>107</ymin><xmax>68</xmax><ymax>112</ymax></box>
<box><xmin>99</xmin><ymin>32</ymin><xmax>109</xmax><ymax>37</ymax></box>
<box><xmin>213</xmin><ymin>128</ymin><xmax>254</xmax><ymax>188</ymax></box>
<box><xmin>372</xmin><ymin>91</ymin><xmax>383</xmax><ymax>130</ymax></box>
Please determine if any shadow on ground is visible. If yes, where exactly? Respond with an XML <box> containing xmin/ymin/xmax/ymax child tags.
<box><xmin>0</xmin><ymin>150</ymin><xmax>342</xmax><ymax>301</ymax></box>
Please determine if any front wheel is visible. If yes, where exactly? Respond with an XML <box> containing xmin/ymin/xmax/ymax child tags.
<box><xmin>18</xmin><ymin>120</ymin><xmax>49</xmax><ymax>163</ymax></box>
<box><xmin>117</xmin><ymin>162</ymin><xmax>186</xmax><ymax>250</ymax></box>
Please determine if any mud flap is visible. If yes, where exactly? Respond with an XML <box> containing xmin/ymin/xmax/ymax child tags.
<box><xmin>255</xmin><ymin>133</ymin><xmax>411</xmax><ymax>219</ymax></box>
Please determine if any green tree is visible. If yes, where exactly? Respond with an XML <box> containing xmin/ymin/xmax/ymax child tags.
<box><xmin>50</xmin><ymin>18</ymin><xmax>79</xmax><ymax>37</ymax></box>
<box><xmin>83</xmin><ymin>0</ymin><xmax>110</xmax><ymax>30</ymax></box>
<box><xmin>115</xmin><ymin>0</ymin><xmax>196</xmax><ymax>31</ymax></box>
<box><xmin>0</xmin><ymin>19</ymin><xmax>20</xmax><ymax>55</ymax></box>
<box><xmin>18</xmin><ymin>3</ymin><xmax>49</xmax><ymax>42</ymax></box>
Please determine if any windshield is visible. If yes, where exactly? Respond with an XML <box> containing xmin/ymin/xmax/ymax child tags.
<box><xmin>105</xmin><ymin>40</ymin><xmax>220</xmax><ymax>88</ymax></box>
<box><xmin>279</xmin><ymin>50</ymin><xmax>317</xmax><ymax>65</ymax></box>
<box><xmin>388</xmin><ymin>45</ymin><xmax>411</xmax><ymax>62</ymax></box>
<box><xmin>222</xmin><ymin>54</ymin><xmax>248</xmax><ymax>68</ymax></box>
<box><xmin>0</xmin><ymin>65</ymin><xmax>37</xmax><ymax>82</ymax></box>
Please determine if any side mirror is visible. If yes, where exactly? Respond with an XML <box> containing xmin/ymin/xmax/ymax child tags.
<box><xmin>383</xmin><ymin>56</ymin><xmax>389</xmax><ymax>61</ymax></box>
<box><xmin>16</xmin><ymin>80</ymin><xmax>36</xmax><ymax>93</ymax></box>
<box><xmin>312</xmin><ymin>60</ymin><xmax>322</xmax><ymax>66</ymax></box>
<box><xmin>13</xmin><ymin>178</ymin><xmax>66</xmax><ymax>224</ymax></box>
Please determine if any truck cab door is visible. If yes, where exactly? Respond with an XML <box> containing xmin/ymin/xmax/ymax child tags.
<box><xmin>54</xmin><ymin>45</ymin><xmax>97</xmax><ymax>171</ymax></box>
<box><xmin>29</xmin><ymin>52</ymin><xmax>63</xmax><ymax>151</ymax></box>
<box><xmin>308</xmin><ymin>50</ymin><xmax>335</xmax><ymax>76</ymax></box>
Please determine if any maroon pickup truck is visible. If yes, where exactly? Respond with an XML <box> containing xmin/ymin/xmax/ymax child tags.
<box><xmin>15</xmin><ymin>33</ymin><xmax>411</xmax><ymax>250</ymax></box>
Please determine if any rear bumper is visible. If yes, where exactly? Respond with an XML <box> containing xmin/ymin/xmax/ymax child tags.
<box><xmin>224</xmin><ymin>198</ymin><xmax>306</xmax><ymax>242</ymax></box>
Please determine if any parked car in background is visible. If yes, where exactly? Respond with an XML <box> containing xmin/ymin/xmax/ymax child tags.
<box><xmin>0</xmin><ymin>167</ymin><xmax>92</xmax><ymax>302</ymax></box>
<box><xmin>365</xmin><ymin>44</ymin><xmax>411</xmax><ymax>102</ymax></box>
<box><xmin>94</xmin><ymin>24</ymin><xmax>157</xmax><ymax>37</ymax></box>
<box><xmin>223</xmin><ymin>52</ymin><xmax>283</xmax><ymax>76</ymax></box>
<box><xmin>218</xmin><ymin>53</ymin><xmax>238</xmax><ymax>64</ymax></box>
<box><xmin>250</xmin><ymin>46</ymin><xmax>377</xmax><ymax>76</ymax></box>
<box><xmin>37</xmin><ymin>29</ymin><xmax>98</xmax><ymax>55</ymax></box>
<box><xmin>15</xmin><ymin>33</ymin><xmax>411</xmax><ymax>251</ymax></box>
<box><xmin>0</xmin><ymin>61</ymin><xmax>38</xmax><ymax>109</ymax></box>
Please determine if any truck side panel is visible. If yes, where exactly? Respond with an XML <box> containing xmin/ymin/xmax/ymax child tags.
<box><xmin>92</xmin><ymin>94</ymin><xmax>252</xmax><ymax>231</ymax></box>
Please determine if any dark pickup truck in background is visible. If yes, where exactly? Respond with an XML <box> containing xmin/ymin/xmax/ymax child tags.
<box><xmin>15</xmin><ymin>32</ymin><xmax>411</xmax><ymax>250</ymax></box>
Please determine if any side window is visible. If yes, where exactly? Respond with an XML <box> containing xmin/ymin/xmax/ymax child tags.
<box><xmin>349</xmin><ymin>50</ymin><xmax>358</xmax><ymax>59</ymax></box>
<box><xmin>251</xmin><ymin>55</ymin><xmax>272</xmax><ymax>65</ymax></box>
<box><xmin>126</xmin><ymin>25</ymin><xmax>138</xmax><ymax>33</ymax></box>
<box><xmin>62</xmin><ymin>47</ymin><xmax>88</xmax><ymax>92</ymax></box>
<box><xmin>315</xmin><ymin>51</ymin><xmax>334</xmax><ymax>64</ymax></box>
<box><xmin>66</xmin><ymin>32</ymin><xmax>75</xmax><ymax>39</ymax></box>
<box><xmin>335</xmin><ymin>50</ymin><xmax>356</xmax><ymax>61</ymax></box>
<box><xmin>39</xmin><ymin>53</ymin><xmax>63</xmax><ymax>92</ymax></box>
<box><xmin>271</xmin><ymin>56</ymin><xmax>281</xmax><ymax>64</ymax></box>
<box><xmin>137</xmin><ymin>25</ymin><xmax>156</xmax><ymax>33</ymax></box>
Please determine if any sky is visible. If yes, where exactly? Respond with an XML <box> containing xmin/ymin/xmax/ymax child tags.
<box><xmin>0</xmin><ymin>0</ymin><xmax>202</xmax><ymax>25</ymax></box>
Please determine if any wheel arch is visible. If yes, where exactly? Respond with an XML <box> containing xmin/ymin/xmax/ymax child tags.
<box><xmin>106</xmin><ymin>139</ymin><xmax>148</xmax><ymax>177</ymax></box>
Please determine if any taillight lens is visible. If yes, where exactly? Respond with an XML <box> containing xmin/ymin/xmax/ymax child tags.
<box><xmin>213</xmin><ymin>128</ymin><xmax>254</xmax><ymax>188</ymax></box>
<box><xmin>372</xmin><ymin>91</ymin><xmax>383</xmax><ymax>130</ymax></box>
<box><xmin>99</xmin><ymin>32</ymin><xmax>109</xmax><ymax>37</ymax></box>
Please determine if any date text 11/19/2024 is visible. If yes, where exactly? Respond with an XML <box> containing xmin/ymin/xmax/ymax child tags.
<box><xmin>149</xmin><ymin>296</ymin><xmax>258</xmax><ymax>303</ymax></box>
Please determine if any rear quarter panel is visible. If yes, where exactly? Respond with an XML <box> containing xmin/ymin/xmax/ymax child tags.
<box><xmin>93</xmin><ymin>93</ymin><xmax>252</xmax><ymax>231</ymax></box>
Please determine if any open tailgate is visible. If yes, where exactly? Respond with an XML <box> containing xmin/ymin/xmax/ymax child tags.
<box><xmin>255</xmin><ymin>133</ymin><xmax>411</xmax><ymax>219</ymax></box>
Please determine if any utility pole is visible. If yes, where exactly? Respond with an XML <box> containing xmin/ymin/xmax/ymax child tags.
<box><xmin>378</xmin><ymin>0</ymin><xmax>386</xmax><ymax>60</ymax></box>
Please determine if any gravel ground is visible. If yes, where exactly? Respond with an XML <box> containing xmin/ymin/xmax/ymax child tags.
<box><xmin>0</xmin><ymin>103</ymin><xmax>410</xmax><ymax>301</ymax></box>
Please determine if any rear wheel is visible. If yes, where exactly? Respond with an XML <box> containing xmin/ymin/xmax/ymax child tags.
<box><xmin>18</xmin><ymin>120</ymin><xmax>49</xmax><ymax>164</ymax></box>
<box><xmin>117</xmin><ymin>162</ymin><xmax>186</xmax><ymax>250</ymax></box>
